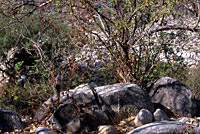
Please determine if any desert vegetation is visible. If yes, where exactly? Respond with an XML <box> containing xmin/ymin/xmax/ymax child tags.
<box><xmin>0</xmin><ymin>0</ymin><xmax>200</xmax><ymax>120</ymax></box>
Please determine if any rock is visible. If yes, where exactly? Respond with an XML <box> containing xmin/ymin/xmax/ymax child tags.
<box><xmin>153</xmin><ymin>108</ymin><xmax>169</xmax><ymax>121</ymax></box>
<box><xmin>49</xmin><ymin>103</ymin><xmax>111</xmax><ymax>133</ymax></box>
<box><xmin>176</xmin><ymin>117</ymin><xmax>191</xmax><ymax>123</ymax></box>
<box><xmin>134</xmin><ymin>109</ymin><xmax>153</xmax><ymax>127</ymax></box>
<box><xmin>195</xmin><ymin>97</ymin><xmax>200</xmax><ymax>117</ymax></box>
<box><xmin>0</xmin><ymin>109</ymin><xmax>24</xmax><ymax>132</ymax></box>
<box><xmin>176</xmin><ymin>117</ymin><xmax>199</xmax><ymax>126</ymax></box>
<box><xmin>48</xmin><ymin>83</ymin><xmax>154</xmax><ymax>133</ymax></box>
<box><xmin>67</xmin><ymin>83</ymin><xmax>154</xmax><ymax>119</ymax></box>
<box><xmin>49</xmin><ymin>104</ymin><xmax>82</xmax><ymax>134</ymax></box>
<box><xmin>147</xmin><ymin>77</ymin><xmax>197</xmax><ymax>117</ymax></box>
<box><xmin>128</xmin><ymin>121</ymin><xmax>198</xmax><ymax>134</ymax></box>
<box><xmin>153</xmin><ymin>103</ymin><xmax>175</xmax><ymax>117</ymax></box>
<box><xmin>0</xmin><ymin>47</ymin><xmax>37</xmax><ymax>88</ymax></box>
<box><xmin>33</xmin><ymin>97</ymin><xmax>54</xmax><ymax>122</ymax></box>
<box><xmin>35</xmin><ymin>127</ymin><xmax>56</xmax><ymax>134</ymax></box>
<box><xmin>98</xmin><ymin>125</ymin><xmax>119</xmax><ymax>134</ymax></box>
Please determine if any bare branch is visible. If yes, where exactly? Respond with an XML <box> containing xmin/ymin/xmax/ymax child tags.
<box><xmin>149</xmin><ymin>25</ymin><xmax>200</xmax><ymax>33</ymax></box>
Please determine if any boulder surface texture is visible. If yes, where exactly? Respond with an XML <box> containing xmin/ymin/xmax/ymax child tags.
<box><xmin>148</xmin><ymin>77</ymin><xmax>197</xmax><ymax>117</ymax></box>
<box><xmin>49</xmin><ymin>83</ymin><xmax>154</xmax><ymax>132</ymax></box>
<box><xmin>0</xmin><ymin>109</ymin><xmax>24</xmax><ymax>132</ymax></box>
<box><xmin>128</xmin><ymin>121</ymin><xmax>197</xmax><ymax>134</ymax></box>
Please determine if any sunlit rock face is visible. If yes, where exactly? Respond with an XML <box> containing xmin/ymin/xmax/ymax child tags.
<box><xmin>48</xmin><ymin>83</ymin><xmax>154</xmax><ymax>133</ymax></box>
<box><xmin>148</xmin><ymin>77</ymin><xmax>197</xmax><ymax>117</ymax></box>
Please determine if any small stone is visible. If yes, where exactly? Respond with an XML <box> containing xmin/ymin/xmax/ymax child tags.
<box><xmin>176</xmin><ymin>117</ymin><xmax>199</xmax><ymax>126</ymax></box>
<box><xmin>65</xmin><ymin>117</ymin><xmax>81</xmax><ymax>134</ymax></box>
<box><xmin>98</xmin><ymin>125</ymin><xmax>119</xmax><ymax>134</ymax></box>
<box><xmin>153</xmin><ymin>108</ymin><xmax>169</xmax><ymax>121</ymax></box>
<box><xmin>134</xmin><ymin>109</ymin><xmax>153</xmax><ymax>127</ymax></box>
<box><xmin>35</xmin><ymin>127</ymin><xmax>56</xmax><ymax>134</ymax></box>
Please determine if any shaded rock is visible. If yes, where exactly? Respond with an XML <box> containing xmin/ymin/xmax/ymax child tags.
<box><xmin>134</xmin><ymin>109</ymin><xmax>153</xmax><ymax>127</ymax></box>
<box><xmin>128</xmin><ymin>121</ymin><xmax>197</xmax><ymax>134</ymax></box>
<box><xmin>195</xmin><ymin>97</ymin><xmax>200</xmax><ymax>117</ymax></box>
<box><xmin>153</xmin><ymin>108</ymin><xmax>169</xmax><ymax>121</ymax></box>
<box><xmin>49</xmin><ymin>104</ymin><xmax>82</xmax><ymax>134</ymax></box>
<box><xmin>49</xmin><ymin>103</ymin><xmax>111</xmax><ymax>133</ymax></box>
<box><xmin>0</xmin><ymin>109</ymin><xmax>24</xmax><ymax>132</ymax></box>
<box><xmin>35</xmin><ymin>127</ymin><xmax>56</xmax><ymax>134</ymax></box>
<box><xmin>148</xmin><ymin>77</ymin><xmax>197</xmax><ymax>117</ymax></box>
<box><xmin>98</xmin><ymin>125</ymin><xmax>119</xmax><ymax>134</ymax></box>
<box><xmin>153</xmin><ymin>103</ymin><xmax>175</xmax><ymax>118</ymax></box>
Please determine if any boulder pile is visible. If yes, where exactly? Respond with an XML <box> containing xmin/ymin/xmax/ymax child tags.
<box><xmin>0</xmin><ymin>77</ymin><xmax>200</xmax><ymax>134</ymax></box>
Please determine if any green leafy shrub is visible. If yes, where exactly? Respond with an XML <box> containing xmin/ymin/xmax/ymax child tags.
<box><xmin>0</xmin><ymin>79</ymin><xmax>52</xmax><ymax>115</ymax></box>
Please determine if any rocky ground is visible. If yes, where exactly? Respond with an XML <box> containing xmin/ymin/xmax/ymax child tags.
<box><xmin>2</xmin><ymin>116</ymin><xmax>197</xmax><ymax>134</ymax></box>
<box><xmin>1</xmin><ymin>77</ymin><xmax>199</xmax><ymax>134</ymax></box>
<box><xmin>0</xmin><ymin>116</ymin><xmax>138</xmax><ymax>134</ymax></box>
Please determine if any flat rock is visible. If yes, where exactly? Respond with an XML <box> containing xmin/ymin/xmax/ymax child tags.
<box><xmin>128</xmin><ymin>121</ymin><xmax>198</xmax><ymax>134</ymax></box>
<box><xmin>148</xmin><ymin>77</ymin><xmax>197</xmax><ymax>117</ymax></box>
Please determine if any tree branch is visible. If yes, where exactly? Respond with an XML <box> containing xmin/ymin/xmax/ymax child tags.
<box><xmin>149</xmin><ymin>25</ymin><xmax>200</xmax><ymax>34</ymax></box>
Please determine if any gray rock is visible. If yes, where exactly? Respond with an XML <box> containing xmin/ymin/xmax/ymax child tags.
<box><xmin>176</xmin><ymin>117</ymin><xmax>191</xmax><ymax>123</ymax></box>
<box><xmin>148</xmin><ymin>77</ymin><xmax>197</xmax><ymax>117</ymax></box>
<box><xmin>35</xmin><ymin>127</ymin><xmax>56</xmax><ymax>134</ymax></box>
<box><xmin>49</xmin><ymin>83</ymin><xmax>154</xmax><ymax>133</ymax></box>
<box><xmin>195</xmin><ymin>98</ymin><xmax>200</xmax><ymax>117</ymax></box>
<box><xmin>49</xmin><ymin>104</ymin><xmax>82</xmax><ymax>133</ymax></box>
<box><xmin>0</xmin><ymin>109</ymin><xmax>24</xmax><ymax>132</ymax></box>
<box><xmin>49</xmin><ymin>103</ymin><xmax>111</xmax><ymax>133</ymax></box>
<box><xmin>176</xmin><ymin>117</ymin><xmax>199</xmax><ymax>126</ymax></box>
<box><xmin>134</xmin><ymin>109</ymin><xmax>153</xmax><ymax>127</ymax></box>
<box><xmin>98</xmin><ymin>125</ymin><xmax>119</xmax><ymax>134</ymax></box>
<box><xmin>128</xmin><ymin>121</ymin><xmax>198</xmax><ymax>134</ymax></box>
<box><xmin>68</xmin><ymin>83</ymin><xmax>154</xmax><ymax>119</ymax></box>
<box><xmin>153</xmin><ymin>108</ymin><xmax>169</xmax><ymax>121</ymax></box>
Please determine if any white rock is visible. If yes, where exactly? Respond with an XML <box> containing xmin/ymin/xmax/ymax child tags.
<box><xmin>35</xmin><ymin>127</ymin><xmax>56</xmax><ymax>134</ymax></box>
<box><xmin>128</xmin><ymin>121</ymin><xmax>197</xmax><ymax>134</ymax></box>
<box><xmin>153</xmin><ymin>108</ymin><xmax>169</xmax><ymax>121</ymax></box>
<box><xmin>134</xmin><ymin>109</ymin><xmax>153</xmax><ymax>127</ymax></box>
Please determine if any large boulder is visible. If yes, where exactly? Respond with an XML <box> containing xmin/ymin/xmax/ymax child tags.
<box><xmin>48</xmin><ymin>83</ymin><xmax>154</xmax><ymax>133</ymax></box>
<box><xmin>69</xmin><ymin>83</ymin><xmax>154</xmax><ymax>118</ymax></box>
<box><xmin>147</xmin><ymin>77</ymin><xmax>197</xmax><ymax>117</ymax></box>
<box><xmin>0</xmin><ymin>109</ymin><xmax>25</xmax><ymax>132</ymax></box>
<box><xmin>128</xmin><ymin>121</ymin><xmax>198</xmax><ymax>134</ymax></box>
